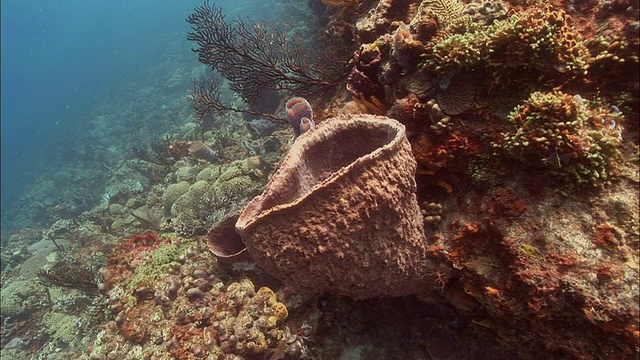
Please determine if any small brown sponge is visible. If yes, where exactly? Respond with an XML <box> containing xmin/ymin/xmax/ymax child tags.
<box><xmin>236</xmin><ymin>115</ymin><xmax>434</xmax><ymax>299</ymax></box>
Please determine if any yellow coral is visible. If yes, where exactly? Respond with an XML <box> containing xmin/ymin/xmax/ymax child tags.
<box><xmin>255</xmin><ymin>286</ymin><xmax>279</xmax><ymax>311</ymax></box>
<box><xmin>256</xmin><ymin>286</ymin><xmax>276</xmax><ymax>301</ymax></box>
<box><xmin>271</xmin><ymin>302</ymin><xmax>288</xmax><ymax>321</ymax></box>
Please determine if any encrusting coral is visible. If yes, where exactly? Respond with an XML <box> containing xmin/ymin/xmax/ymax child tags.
<box><xmin>236</xmin><ymin>114</ymin><xmax>437</xmax><ymax>299</ymax></box>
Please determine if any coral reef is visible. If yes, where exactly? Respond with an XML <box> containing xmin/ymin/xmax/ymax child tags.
<box><xmin>162</xmin><ymin>181</ymin><xmax>191</xmax><ymax>215</ymax></box>
<box><xmin>1</xmin><ymin>0</ymin><xmax>638</xmax><ymax>359</ymax></box>
<box><xmin>42</xmin><ymin>311</ymin><xmax>86</xmax><ymax>345</ymax></box>
<box><xmin>428</xmin><ymin>180</ymin><xmax>640</xmax><ymax>358</ymax></box>
<box><xmin>322</xmin><ymin>0</ymin><xmax>362</xmax><ymax>19</ymax></box>
<box><xmin>167</xmin><ymin>157</ymin><xmax>266</xmax><ymax>233</ymax></box>
<box><xmin>460</xmin><ymin>0</ymin><xmax>508</xmax><ymax>25</ymax></box>
<box><xmin>412</xmin><ymin>0</ymin><xmax>462</xmax><ymax>30</ymax></box>
<box><xmin>0</xmin><ymin>280</ymin><xmax>39</xmax><ymax>318</ymax></box>
<box><xmin>90</xmin><ymin>231</ymin><xmax>305</xmax><ymax>359</ymax></box>
<box><xmin>434</xmin><ymin>71</ymin><xmax>476</xmax><ymax>115</ymax></box>
<box><xmin>236</xmin><ymin>115</ymin><xmax>437</xmax><ymax>299</ymax></box>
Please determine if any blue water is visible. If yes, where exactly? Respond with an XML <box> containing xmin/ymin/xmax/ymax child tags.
<box><xmin>1</xmin><ymin>0</ymin><xmax>272</xmax><ymax>238</ymax></box>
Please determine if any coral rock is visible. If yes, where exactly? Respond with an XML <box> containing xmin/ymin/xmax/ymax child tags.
<box><xmin>236</xmin><ymin>115</ymin><xmax>436</xmax><ymax>299</ymax></box>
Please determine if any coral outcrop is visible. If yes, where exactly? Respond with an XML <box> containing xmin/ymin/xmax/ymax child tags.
<box><xmin>421</xmin><ymin>4</ymin><xmax>589</xmax><ymax>84</ymax></box>
<box><xmin>162</xmin><ymin>181</ymin><xmax>191</xmax><ymax>215</ymax></box>
<box><xmin>495</xmin><ymin>90</ymin><xmax>624</xmax><ymax>191</ymax></box>
<box><xmin>92</xmin><ymin>232</ymin><xmax>305</xmax><ymax>359</ymax></box>
<box><xmin>236</xmin><ymin>115</ymin><xmax>436</xmax><ymax>299</ymax></box>
<box><xmin>164</xmin><ymin>158</ymin><xmax>267</xmax><ymax>232</ymax></box>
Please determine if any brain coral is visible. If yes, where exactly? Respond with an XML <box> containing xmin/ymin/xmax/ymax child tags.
<box><xmin>170</xmin><ymin>158</ymin><xmax>264</xmax><ymax>230</ymax></box>
<box><xmin>410</xmin><ymin>0</ymin><xmax>463</xmax><ymax>30</ymax></box>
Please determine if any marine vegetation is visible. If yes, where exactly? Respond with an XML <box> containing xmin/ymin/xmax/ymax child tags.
<box><xmin>420</xmin><ymin>4</ymin><xmax>590</xmax><ymax>87</ymax></box>
<box><xmin>185</xmin><ymin>0</ymin><xmax>350</xmax><ymax>121</ymax></box>
<box><xmin>37</xmin><ymin>259</ymin><xmax>100</xmax><ymax>293</ymax></box>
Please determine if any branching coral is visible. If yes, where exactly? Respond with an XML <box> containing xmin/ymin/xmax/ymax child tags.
<box><xmin>495</xmin><ymin>90</ymin><xmax>624</xmax><ymax>190</ymax></box>
<box><xmin>587</xmin><ymin>33</ymin><xmax>640</xmax><ymax>92</ymax></box>
<box><xmin>421</xmin><ymin>4</ymin><xmax>589</xmax><ymax>85</ymax></box>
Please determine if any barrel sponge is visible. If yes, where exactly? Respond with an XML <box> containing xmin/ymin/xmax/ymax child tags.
<box><xmin>236</xmin><ymin>115</ymin><xmax>436</xmax><ymax>299</ymax></box>
<box><xmin>162</xmin><ymin>181</ymin><xmax>191</xmax><ymax>214</ymax></box>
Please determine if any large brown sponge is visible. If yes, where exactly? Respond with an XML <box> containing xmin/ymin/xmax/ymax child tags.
<box><xmin>236</xmin><ymin>115</ymin><xmax>435</xmax><ymax>299</ymax></box>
